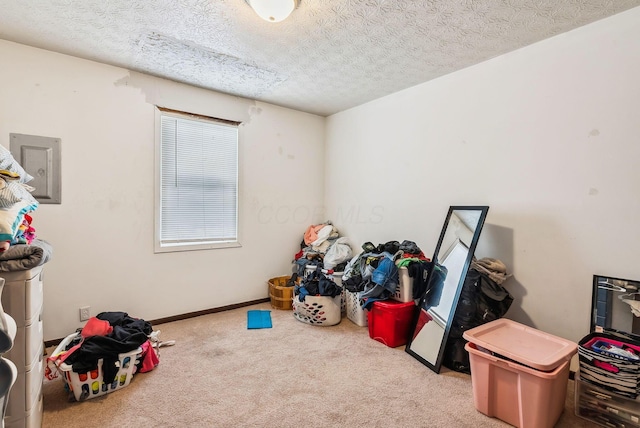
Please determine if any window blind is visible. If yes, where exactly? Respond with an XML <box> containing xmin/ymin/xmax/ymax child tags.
<box><xmin>160</xmin><ymin>114</ymin><xmax>238</xmax><ymax>246</ymax></box>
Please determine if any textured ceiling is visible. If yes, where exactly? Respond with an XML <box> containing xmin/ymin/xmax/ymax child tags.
<box><xmin>1</xmin><ymin>0</ymin><xmax>639</xmax><ymax>116</ymax></box>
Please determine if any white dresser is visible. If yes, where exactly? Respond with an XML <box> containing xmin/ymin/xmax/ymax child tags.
<box><xmin>1</xmin><ymin>266</ymin><xmax>44</xmax><ymax>428</ymax></box>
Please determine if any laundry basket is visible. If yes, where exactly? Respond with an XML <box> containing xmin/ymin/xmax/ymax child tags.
<box><xmin>392</xmin><ymin>267</ymin><xmax>414</xmax><ymax>302</ymax></box>
<box><xmin>345</xmin><ymin>290</ymin><xmax>368</xmax><ymax>327</ymax></box>
<box><xmin>51</xmin><ymin>332</ymin><xmax>143</xmax><ymax>401</ymax></box>
<box><xmin>292</xmin><ymin>295</ymin><xmax>341</xmax><ymax>326</ymax></box>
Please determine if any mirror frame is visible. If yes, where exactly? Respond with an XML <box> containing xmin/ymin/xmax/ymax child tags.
<box><xmin>405</xmin><ymin>205</ymin><xmax>489</xmax><ymax>373</ymax></box>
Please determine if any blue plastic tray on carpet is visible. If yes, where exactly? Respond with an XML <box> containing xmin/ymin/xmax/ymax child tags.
<box><xmin>247</xmin><ymin>310</ymin><xmax>272</xmax><ymax>329</ymax></box>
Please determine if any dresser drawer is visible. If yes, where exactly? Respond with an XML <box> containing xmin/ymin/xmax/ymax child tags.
<box><xmin>5</xmin><ymin>342</ymin><xmax>44</xmax><ymax>419</ymax></box>
<box><xmin>4</xmin><ymin>314</ymin><xmax>43</xmax><ymax>369</ymax></box>
<box><xmin>1</xmin><ymin>266</ymin><xmax>44</xmax><ymax>328</ymax></box>
<box><xmin>576</xmin><ymin>372</ymin><xmax>640</xmax><ymax>427</ymax></box>
<box><xmin>4</xmin><ymin>389</ymin><xmax>42</xmax><ymax>428</ymax></box>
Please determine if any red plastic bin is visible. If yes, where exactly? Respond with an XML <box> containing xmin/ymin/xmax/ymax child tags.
<box><xmin>367</xmin><ymin>300</ymin><xmax>415</xmax><ymax>348</ymax></box>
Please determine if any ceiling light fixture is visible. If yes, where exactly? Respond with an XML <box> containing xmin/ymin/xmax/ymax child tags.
<box><xmin>245</xmin><ymin>0</ymin><xmax>301</xmax><ymax>23</ymax></box>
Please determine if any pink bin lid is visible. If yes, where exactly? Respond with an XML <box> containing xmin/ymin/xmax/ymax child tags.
<box><xmin>462</xmin><ymin>318</ymin><xmax>578</xmax><ymax>371</ymax></box>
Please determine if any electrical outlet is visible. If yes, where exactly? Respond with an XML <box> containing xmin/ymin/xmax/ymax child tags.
<box><xmin>79</xmin><ymin>306</ymin><xmax>90</xmax><ymax>321</ymax></box>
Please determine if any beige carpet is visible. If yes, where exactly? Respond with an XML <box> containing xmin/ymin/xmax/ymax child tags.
<box><xmin>42</xmin><ymin>302</ymin><xmax>596</xmax><ymax>427</ymax></box>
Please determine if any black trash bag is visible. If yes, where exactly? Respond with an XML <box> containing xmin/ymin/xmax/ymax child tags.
<box><xmin>443</xmin><ymin>268</ymin><xmax>513</xmax><ymax>374</ymax></box>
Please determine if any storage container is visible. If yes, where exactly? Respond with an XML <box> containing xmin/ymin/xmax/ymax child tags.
<box><xmin>292</xmin><ymin>294</ymin><xmax>341</xmax><ymax>326</ymax></box>
<box><xmin>345</xmin><ymin>290</ymin><xmax>367</xmax><ymax>327</ymax></box>
<box><xmin>268</xmin><ymin>276</ymin><xmax>295</xmax><ymax>310</ymax></box>
<box><xmin>367</xmin><ymin>300</ymin><xmax>415</xmax><ymax>347</ymax></box>
<box><xmin>463</xmin><ymin>318</ymin><xmax>578</xmax><ymax>428</ymax></box>
<box><xmin>4</xmin><ymin>393</ymin><xmax>42</xmax><ymax>428</ymax></box>
<box><xmin>4</xmin><ymin>343</ymin><xmax>43</xmax><ymax>422</ymax></box>
<box><xmin>51</xmin><ymin>332</ymin><xmax>142</xmax><ymax>401</ymax></box>
<box><xmin>575</xmin><ymin>370</ymin><xmax>640</xmax><ymax>427</ymax></box>
<box><xmin>391</xmin><ymin>267</ymin><xmax>413</xmax><ymax>303</ymax></box>
<box><xmin>578</xmin><ymin>331</ymin><xmax>640</xmax><ymax>399</ymax></box>
<box><xmin>465</xmin><ymin>342</ymin><xmax>571</xmax><ymax>428</ymax></box>
<box><xmin>1</xmin><ymin>266</ymin><xmax>45</xmax><ymax>428</ymax></box>
<box><xmin>0</xmin><ymin>266</ymin><xmax>43</xmax><ymax>328</ymax></box>
<box><xmin>575</xmin><ymin>274</ymin><xmax>640</xmax><ymax>426</ymax></box>
<box><xmin>463</xmin><ymin>318</ymin><xmax>577</xmax><ymax>371</ymax></box>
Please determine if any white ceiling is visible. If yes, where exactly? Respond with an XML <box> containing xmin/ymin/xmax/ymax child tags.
<box><xmin>1</xmin><ymin>0</ymin><xmax>639</xmax><ymax>116</ymax></box>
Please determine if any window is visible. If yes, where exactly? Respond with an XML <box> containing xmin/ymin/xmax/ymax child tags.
<box><xmin>155</xmin><ymin>107</ymin><xmax>239</xmax><ymax>252</ymax></box>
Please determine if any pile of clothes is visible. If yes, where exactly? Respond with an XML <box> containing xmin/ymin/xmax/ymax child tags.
<box><xmin>291</xmin><ymin>227</ymin><xmax>434</xmax><ymax>308</ymax></box>
<box><xmin>342</xmin><ymin>240</ymin><xmax>431</xmax><ymax>310</ymax></box>
<box><xmin>0</xmin><ymin>145</ymin><xmax>39</xmax><ymax>253</ymax></box>
<box><xmin>293</xmin><ymin>221</ymin><xmax>353</xmax><ymax>276</ymax></box>
<box><xmin>291</xmin><ymin>221</ymin><xmax>353</xmax><ymax>302</ymax></box>
<box><xmin>45</xmin><ymin>312</ymin><xmax>161</xmax><ymax>386</ymax></box>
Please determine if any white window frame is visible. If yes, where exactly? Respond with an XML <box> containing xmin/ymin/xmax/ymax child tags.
<box><xmin>154</xmin><ymin>107</ymin><xmax>241</xmax><ymax>253</ymax></box>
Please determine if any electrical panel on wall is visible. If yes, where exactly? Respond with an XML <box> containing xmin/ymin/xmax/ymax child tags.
<box><xmin>10</xmin><ymin>133</ymin><xmax>61</xmax><ymax>204</ymax></box>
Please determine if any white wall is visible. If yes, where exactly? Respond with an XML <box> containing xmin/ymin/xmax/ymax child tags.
<box><xmin>0</xmin><ymin>40</ymin><xmax>326</xmax><ymax>340</ymax></box>
<box><xmin>325</xmin><ymin>7</ymin><xmax>640</xmax><ymax>343</ymax></box>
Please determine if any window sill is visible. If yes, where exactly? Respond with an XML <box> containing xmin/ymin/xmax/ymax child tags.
<box><xmin>154</xmin><ymin>241</ymin><xmax>242</xmax><ymax>253</ymax></box>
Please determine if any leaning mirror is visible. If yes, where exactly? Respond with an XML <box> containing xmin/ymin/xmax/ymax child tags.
<box><xmin>405</xmin><ymin>206</ymin><xmax>489</xmax><ymax>373</ymax></box>
<box><xmin>592</xmin><ymin>274</ymin><xmax>640</xmax><ymax>336</ymax></box>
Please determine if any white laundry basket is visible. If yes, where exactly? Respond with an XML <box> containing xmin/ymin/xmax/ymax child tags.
<box><xmin>292</xmin><ymin>295</ymin><xmax>342</xmax><ymax>326</ymax></box>
<box><xmin>51</xmin><ymin>332</ymin><xmax>142</xmax><ymax>401</ymax></box>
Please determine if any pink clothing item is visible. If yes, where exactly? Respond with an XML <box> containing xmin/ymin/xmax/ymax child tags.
<box><xmin>138</xmin><ymin>340</ymin><xmax>159</xmax><ymax>373</ymax></box>
<box><xmin>303</xmin><ymin>224</ymin><xmax>325</xmax><ymax>246</ymax></box>
<box><xmin>80</xmin><ymin>317</ymin><xmax>114</xmax><ymax>337</ymax></box>
<box><xmin>58</xmin><ymin>317</ymin><xmax>113</xmax><ymax>362</ymax></box>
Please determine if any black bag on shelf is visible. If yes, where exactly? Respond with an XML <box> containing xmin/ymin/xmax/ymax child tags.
<box><xmin>443</xmin><ymin>268</ymin><xmax>513</xmax><ymax>374</ymax></box>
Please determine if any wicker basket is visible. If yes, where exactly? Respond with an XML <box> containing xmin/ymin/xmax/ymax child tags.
<box><xmin>268</xmin><ymin>276</ymin><xmax>295</xmax><ymax>310</ymax></box>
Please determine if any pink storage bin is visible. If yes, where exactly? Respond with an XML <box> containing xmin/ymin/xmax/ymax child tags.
<box><xmin>462</xmin><ymin>318</ymin><xmax>577</xmax><ymax>371</ymax></box>
<box><xmin>465</xmin><ymin>342</ymin><xmax>570</xmax><ymax>428</ymax></box>
<box><xmin>463</xmin><ymin>319</ymin><xmax>578</xmax><ymax>428</ymax></box>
